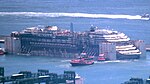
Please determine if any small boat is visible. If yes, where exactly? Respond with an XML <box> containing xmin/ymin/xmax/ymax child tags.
<box><xmin>70</xmin><ymin>53</ymin><xmax>94</xmax><ymax>66</ymax></box>
<box><xmin>97</xmin><ymin>54</ymin><xmax>109</xmax><ymax>61</ymax></box>
<box><xmin>141</xmin><ymin>14</ymin><xmax>150</xmax><ymax>20</ymax></box>
<box><xmin>0</xmin><ymin>48</ymin><xmax>5</xmax><ymax>55</ymax></box>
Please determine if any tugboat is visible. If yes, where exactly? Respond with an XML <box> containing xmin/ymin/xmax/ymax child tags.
<box><xmin>70</xmin><ymin>53</ymin><xmax>94</xmax><ymax>66</ymax></box>
<box><xmin>97</xmin><ymin>54</ymin><xmax>109</xmax><ymax>61</ymax></box>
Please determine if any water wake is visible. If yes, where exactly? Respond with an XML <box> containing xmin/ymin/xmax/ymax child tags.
<box><xmin>95</xmin><ymin>60</ymin><xmax>132</xmax><ymax>64</ymax></box>
<box><xmin>0</xmin><ymin>12</ymin><xmax>144</xmax><ymax>20</ymax></box>
<box><xmin>61</xmin><ymin>60</ymin><xmax>70</xmax><ymax>62</ymax></box>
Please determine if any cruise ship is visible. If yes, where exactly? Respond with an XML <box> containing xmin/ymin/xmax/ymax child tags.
<box><xmin>5</xmin><ymin>24</ymin><xmax>145</xmax><ymax>60</ymax></box>
<box><xmin>87</xmin><ymin>26</ymin><xmax>143</xmax><ymax>60</ymax></box>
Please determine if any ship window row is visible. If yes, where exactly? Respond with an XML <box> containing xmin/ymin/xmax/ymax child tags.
<box><xmin>21</xmin><ymin>38</ymin><xmax>72</xmax><ymax>42</ymax></box>
<box><xmin>28</xmin><ymin>40</ymin><xmax>73</xmax><ymax>44</ymax></box>
<box><xmin>36</xmin><ymin>34</ymin><xmax>53</xmax><ymax>37</ymax></box>
<box><xmin>35</xmin><ymin>34</ymin><xmax>73</xmax><ymax>38</ymax></box>
<box><xmin>29</xmin><ymin>42</ymin><xmax>76</xmax><ymax>47</ymax></box>
<box><xmin>21</xmin><ymin>36</ymin><xmax>73</xmax><ymax>40</ymax></box>
<box><xmin>90</xmin><ymin>35</ymin><xmax>126</xmax><ymax>39</ymax></box>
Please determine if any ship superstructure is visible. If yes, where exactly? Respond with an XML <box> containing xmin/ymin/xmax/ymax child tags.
<box><xmin>87</xmin><ymin>26</ymin><xmax>143</xmax><ymax>60</ymax></box>
<box><xmin>116</xmin><ymin>44</ymin><xmax>141</xmax><ymax>59</ymax></box>
<box><xmin>88</xmin><ymin>27</ymin><xmax>130</xmax><ymax>44</ymax></box>
<box><xmin>5</xmin><ymin>25</ymin><xmax>145</xmax><ymax>60</ymax></box>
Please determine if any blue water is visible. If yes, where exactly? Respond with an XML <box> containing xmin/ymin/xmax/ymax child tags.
<box><xmin>0</xmin><ymin>0</ymin><xmax>150</xmax><ymax>84</ymax></box>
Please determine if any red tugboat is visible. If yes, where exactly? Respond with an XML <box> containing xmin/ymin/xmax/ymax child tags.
<box><xmin>97</xmin><ymin>54</ymin><xmax>109</xmax><ymax>61</ymax></box>
<box><xmin>70</xmin><ymin>53</ymin><xmax>94</xmax><ymax>66</ymax></box>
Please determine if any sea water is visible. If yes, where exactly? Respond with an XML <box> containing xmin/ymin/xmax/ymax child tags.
<box><xmin>0</xmin><ymin>0</ymin><xmax>150</xmax><ymax>84</ymax></box>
